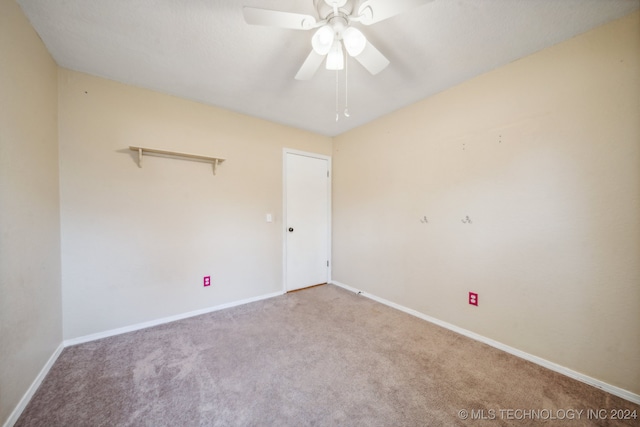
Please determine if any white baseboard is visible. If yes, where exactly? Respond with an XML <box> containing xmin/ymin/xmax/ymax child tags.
<box><xmin>3</xmin><ymin>343</ymin><xmax>64</xmax><ymax>427</ymax></box>
<box><xmin>64</xmin><ymin>290</ymin><xmax>285</xmax><ymax>347</ymax></box>
<box><xmin>330</xmin><ymin>280</ymin><xmax>640</xmax><ymax>405</ymax></box>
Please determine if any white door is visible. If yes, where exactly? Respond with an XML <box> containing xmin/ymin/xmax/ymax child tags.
<box><xmin>284</xmin><ymin>150</ymin><xmax>330</xmax><ymax>292</ymax></box>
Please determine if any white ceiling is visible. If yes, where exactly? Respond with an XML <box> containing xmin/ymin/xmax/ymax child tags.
<box><xmin>16</xmin><ymin>0</ymin><xmax>640</xmax><ymax>137</ymax></box>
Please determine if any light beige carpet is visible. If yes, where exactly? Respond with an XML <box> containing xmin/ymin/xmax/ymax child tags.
<box><xmin>16</xmin><ymin>284</ymin><xmax>639</xmax><ymax>426</ymax></box>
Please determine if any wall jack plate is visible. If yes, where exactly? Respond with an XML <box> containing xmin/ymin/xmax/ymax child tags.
<box><xmin>469</xmin><ymin>292</ymin><xmax>478</xmax><ymax>306</ymax></box>
<box><xmin>204</xmin><ymin>276</ymin><xmax>211</xmax><ymax>287</ymax></box>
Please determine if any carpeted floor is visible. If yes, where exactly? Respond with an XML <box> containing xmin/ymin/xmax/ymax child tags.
<box><xmin>16</xmin><ymin>284</ymin><xmax>639</xmax><ymax>426</ymax></box>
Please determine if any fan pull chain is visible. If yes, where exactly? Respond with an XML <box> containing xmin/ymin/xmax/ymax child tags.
<box><xmin>335</xmin><ymin>69</ymin><xmax>339</xmax><ymax>122</ymax></box>
<box><xmin>344</xmin><ymin>55</ymin><xmax>350</xmax><ymax>118</ymax></box>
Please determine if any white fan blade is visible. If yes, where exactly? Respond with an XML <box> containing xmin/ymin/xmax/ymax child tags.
<box><xmin>354</xmin><ymin>41</ymin><xmax>390</xmax><ymax>75</ymax></box>
<box><xmin>243</xmin><ymin>7</ymin><xmax>317</xmax><ymax>30</ymax></box>
<box><xmin>357</xmin><ymin>0</ymin><xmax>432</xmax><ymax>25</ymax></box>
<box><xmin>295</xmin><ymin>50</ymin><xmax>325</xmax><ymax>80</ymax></box>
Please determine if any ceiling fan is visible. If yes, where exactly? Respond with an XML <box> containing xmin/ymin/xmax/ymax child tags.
<box><xmin>242</xmin><ymin>0</ymin><xmax>432</xmax><ymax>80</ymax></box>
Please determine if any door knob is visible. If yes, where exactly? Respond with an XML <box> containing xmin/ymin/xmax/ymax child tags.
<box><xmin>288</xmin><ymin>227</ymin><xmax>294</xmax><ymax>232</ymax></box>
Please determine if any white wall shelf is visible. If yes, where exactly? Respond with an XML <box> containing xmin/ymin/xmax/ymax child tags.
<box><xmin>129</xmin><ymin>146</ymin><xmax>226</xmax><ymax>175</ymax></box>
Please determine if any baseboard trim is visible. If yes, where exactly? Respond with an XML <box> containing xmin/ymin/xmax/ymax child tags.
<box><xmin>330</xmin><ymin>280</ymin><xmax>640</xmax><ymax>405</ymax></box>
<box><xmin>3</xmin><ymin>342</ymin><xmax>64</xmax><ymax>427</ymax></box>
<box><xmin>64</xmin><ymin>290</ymin><xmax>285</xmax><ymax>347</ymax></box>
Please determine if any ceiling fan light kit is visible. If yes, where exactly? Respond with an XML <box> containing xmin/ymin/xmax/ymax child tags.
<box><xmin>342</xmin><ymin>27</ymin><xmax>367</xmax><ymax>57</ymax></box>
<box><xmin>242</xmin><ymin>0</ymin><xmax>432</xmax><ymax>79</ymax></box>
<box><xmin>242</xmin><ymin>0</ymin><xmax>433</xmax><ymax>118</ymax></box>
<box><xmin>326</xmin><ymin>41</ymin><xmax>345</xmax><ymax>70</ymax></box>
<box><xmin>312</xmin><ymin>25</ymin><xmax>335</xmax><ymax>55</ymax></box>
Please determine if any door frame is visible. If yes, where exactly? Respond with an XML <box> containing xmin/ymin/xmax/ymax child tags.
<box><xmin>282</xmin><ymin>148</ymin><xmax>332</xmax><ymax>292</ymax></box>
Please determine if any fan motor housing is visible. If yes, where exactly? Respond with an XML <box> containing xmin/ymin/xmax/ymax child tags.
<box><xmin>315</xmin><ymin>0</ymin><xmax>354</xmax><ymax>20</ymax></box>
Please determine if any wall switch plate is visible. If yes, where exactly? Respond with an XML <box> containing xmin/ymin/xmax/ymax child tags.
<box><xmin>266</xmin><ymin>213</ymin><xmax>273</xmax><ymax>223</ymax></box>
<box><xmin>204</xmin><ymin>276</ymin><xmax>211</xmax><ymax>287</ymax></box>
<box><xmin>469</xmin><ymin>292</ymin><xmax>478</xmax><ymax>306</ymax></box>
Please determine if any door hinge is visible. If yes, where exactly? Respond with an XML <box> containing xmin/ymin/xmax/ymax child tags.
<box><xmin>327</xmin><ymin>260</ymin><xmax>329</xmax><ymax>267</ymax></box>
<box><xmin>327</xmin><ymin>170</ymin><xmax>330</xmax><ymax>178</ymax></box>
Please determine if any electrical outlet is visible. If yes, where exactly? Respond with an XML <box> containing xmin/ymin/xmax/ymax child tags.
<box><xmin>469</xmin><ymin>292</ymin><xmax>478</xmax><ymax>306</ymax></box>
<box><xmin>204</xmin><ymin>276</ymin><xmax>211</xmax><ymax>287</ymax></box>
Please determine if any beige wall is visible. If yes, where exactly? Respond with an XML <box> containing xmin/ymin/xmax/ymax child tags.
<box><xmin>333</xmin><ymin>12</ymin><xmax>640</xmax><ymax>394</ymax></box>
<box><xmin>0</xmin><ymin>0</ymin><xmax>62</xmax><ymax>424</ymax></box>
<box><xmin>58</xmin><ymin>70</ymin><xmax>332</xmax><ymax>339</ymax></box>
